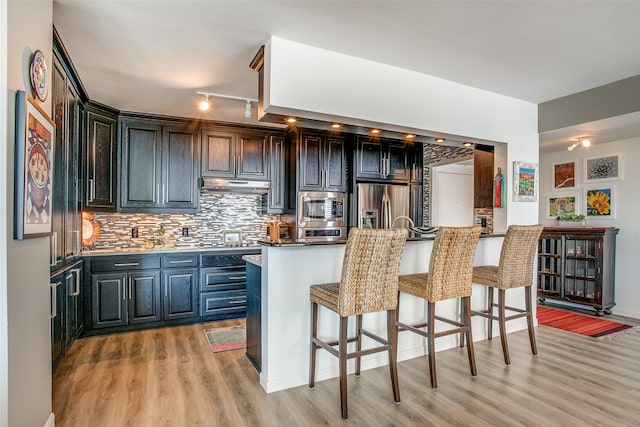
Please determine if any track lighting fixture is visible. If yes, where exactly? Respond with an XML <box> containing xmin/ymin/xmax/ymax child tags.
<box><xmin>567</xmin><ymin>137</ymin><xmax>592</xmax><ymax>151</ymax></box>
<box><xmin>196</xmin><ymin>91</ymin><xmax>258</xmax><ymax>118</ymax></box>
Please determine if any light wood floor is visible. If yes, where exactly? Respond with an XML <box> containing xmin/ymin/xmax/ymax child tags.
<box><xmin>53</xmin><ymin>311</ymin><xmax>640</xmax><ymax>426</ymax></box>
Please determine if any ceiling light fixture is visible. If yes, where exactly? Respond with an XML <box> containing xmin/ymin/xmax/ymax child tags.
<box><xmin>196</xmin><ymin>91</ymin><xmax>258</xmax><ymax>118</ymax></box>
<box><xmin>568</xmin><ymin>137</ymin><xmax>592</xmax><ymax>151</ymax></box>
<box><xmin>435</xmin><ymin>137</ymin><xmax>445</xmax><ymax>143</ymax></box>
<box><xmin>330</xmin><ymin>123</ymin><xmax>341</xmax><ymax>129</ymax></box>
<box><xmin>405</xmin><ymin>134</ymin><xmax>416</xmax><ymax>139</ymax></box>
<box><xmin>286</xmin><ymin>117</ymin><xmax>297</xmax><ymax>123</ymax></box>
<box><xmin>463</xmin><ymin>141</ymin><xmax>473</xmax><ymax>147</ymax></box>
<box><xmin>371</xmin><ymin>129</ymin><xmax>380</xmax><ymax>134</ymax></box>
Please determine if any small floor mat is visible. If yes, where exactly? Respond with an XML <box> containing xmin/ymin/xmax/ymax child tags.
<box><xmin>204</xmin><ymin>325</ymin><xmax>246</xmax><ymax>352</ymax></box>
<box><xmin>537</xmin><ymin>306</ymin><xmax>632</xmax><ymax>338</ymax></box>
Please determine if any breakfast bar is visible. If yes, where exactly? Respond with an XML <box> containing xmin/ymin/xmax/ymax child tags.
<box><xmin>256</xmin><ymin>234</ymin><xmax>517</xmax><ymax>393</ymax></box>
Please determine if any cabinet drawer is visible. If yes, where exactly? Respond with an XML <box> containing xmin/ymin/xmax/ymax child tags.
<box><xmin>200</xmin><ymin>291</ymin><xmax>247</xmax><ymax>316</ymax></box>
<box><xmin>91</xmin><ymin>255</ymin><xmax>161</xmax><ymax>272</ymax></box>
<box><xmin>162</xmin><ymin>253</ymin><xmax>198</xmax><ymax>268</ymax></box>
<box><xmin>200</xmin><ymin>252</ymin><xmax>256</xmax><ymax>268</ymax></box>
<box><xmin>200</xmin><ymin>267</ymin><xmax>246</xmax><ymax>292</ymax></box>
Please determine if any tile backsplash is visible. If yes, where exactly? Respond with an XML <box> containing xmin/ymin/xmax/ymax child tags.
<box><xmin>85</xmin><ymin>192</ymin><xmax>281</xmax><ymax>250</ymax></box>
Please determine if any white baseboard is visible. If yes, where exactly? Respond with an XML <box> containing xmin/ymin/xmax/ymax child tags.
<box><xmin>44</xmin><ymin>412</ymin><xmax>54</xmax><ymax>427</ymax></box>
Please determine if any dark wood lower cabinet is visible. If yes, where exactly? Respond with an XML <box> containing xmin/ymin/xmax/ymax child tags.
<box><xmin>164</xmin><ymin>268</ymin><xmax>198</xmax><ymax>320</ymax></box>
<box><xmin>245</xmin><ymin>261</ymin><xmax>261</xmax><ymax>372</ymax></box>
<box><xmin>50</xmin><ymin>259</ymin><xmax>83</xmax><ymax>371</ymax></box>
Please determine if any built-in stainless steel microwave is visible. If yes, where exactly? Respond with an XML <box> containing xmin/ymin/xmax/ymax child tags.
<box><xmin>297</xmin><ymin>191</ymin><xmax>346</xmax><ymax>241</ymax></box>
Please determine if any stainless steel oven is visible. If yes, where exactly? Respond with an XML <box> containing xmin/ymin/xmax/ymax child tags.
<box><xmin>297</xmin><ymin>191</ymin><xmax>347</xmax><ymax>241</ymax></box>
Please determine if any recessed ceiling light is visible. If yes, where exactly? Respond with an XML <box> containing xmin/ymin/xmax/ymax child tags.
<box><xmin>286</xmin><ymin>117</ymin><xmax>297</xmax><ymax>123</ymax></box>
<box><xmin>463</xmin><ymin>141</ymin><xmax>473</xmax><ymax>147</ymax></box>
<box><xmin>330</xmin><ymin>123</ymin><xmax>341</xmax><ymax>129</ymax></box>
<box><xmin>405</xmin><ymin>134</ymin><xmax>416</xmax><ymax>139</ymax></box>
<box><xmin>435</xmin><ymin>137</ymin><xmax>445</xmax><ymax>143</ymax></box>
<box><xmin>371</xmin><ymin>129</ymin><xmax>380</xmax><ymax>134</ymax></box>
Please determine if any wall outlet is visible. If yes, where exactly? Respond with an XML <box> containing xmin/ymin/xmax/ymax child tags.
<box><xmin>131</xmin><ymin>227</ymin><xmax>138</xmax><ymax>238</ymax></box>
<box><xmin>181</xmin><ymin>227</ymin><xmax>189</xmax><ymax>237</ymax></box>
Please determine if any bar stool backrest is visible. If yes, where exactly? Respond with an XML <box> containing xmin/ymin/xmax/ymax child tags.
<box><xmin>425</xmin><ymin>226</ymin><xmax>482</xmax><ymax>302</ymax></box>
<box><xmin>338</xmin><ymin>228</ymin><xmax>407</xmax><ymax>316</ymax></box>
<box><xmin>497</xmin><ymin>225</ymin><xmax>544</xmax><ymax>289</ymax></box>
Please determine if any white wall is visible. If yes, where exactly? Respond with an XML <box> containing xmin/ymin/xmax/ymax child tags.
<box><xmin>1</xmin><ymin>1</ymin><xmax>9</xmax><ymax>426</ymax></box>
<box><xmin>6</xmin><ymin>1</ymin><xmax>54</xmax><ymax>426</ymax></box>
<box><xmin>539</xmin><ymin>138</ymin><xmax>640</xmax><ymax>318</ymax></box>
<box><xmin>263</xmin><ymin>36</ymin><xmax>540</xmax><ymax>227</ymax></box>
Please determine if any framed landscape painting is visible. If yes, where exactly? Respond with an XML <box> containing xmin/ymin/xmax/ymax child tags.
<box><xmin>585</xmin><ymin>186</ymin><xmax>615</xmax><ymax>219</ymax></box>
<box><xmin>513</xmin><ymin>161</ymin><xmax>538</xmax><ymax>202</ymax></box>
<box><xmin>14</xmin><ymin>91</ymin><xmax>55</xmax><ymax>239</ymax></box>
<box><xmin>584</xmin><ymin>153</ymin><xmax>623</xmax><ymax>183</ymax></box>
<box><xmin>547</xmin><ymin>192</ymin><xmax>578</xmax><ymax>219</ymax></box>
<box><xmin>552</xmin><ymin>160</ymin><xmax>577</xmax><ymax>189</ymax></box>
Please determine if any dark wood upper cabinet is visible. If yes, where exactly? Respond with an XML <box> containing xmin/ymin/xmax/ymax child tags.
<box><xmin>473</xmin><ymin>144</ymin><xmax>494</xmax><ymax>208</ymax></box>
<box><xmin>120</xmin><ymin>118</ymin><xmax>199</xmax><ymax>213</ymax></box>
<box><xmin>298</xmin><ymin>132</ymin><xmax>346</xmax><ymax>192</ymax></box>
<box><xmin>201</xmin><ymin>128</ymin><xmax>269</xmax><ymax>180</ymax></box>
<box><xmin>267</xmin><ymin>135</ymin><xmax>286</xmax><ymax>213</ymax></box>
<box><xmin>85</xmin><ymin>102</ymin><xmax>118</xmax><ymax>211</ymax></box>
<box><xmin>355</xmin><ymin>136</ymin><xmax>410</xmax><ymax>183</ymax></box>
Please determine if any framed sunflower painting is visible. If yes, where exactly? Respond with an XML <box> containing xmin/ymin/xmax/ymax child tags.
<box><xmin>585</xmin><ymin>186</ymin><xmax>615</xmax><ymax>219</ymax></box>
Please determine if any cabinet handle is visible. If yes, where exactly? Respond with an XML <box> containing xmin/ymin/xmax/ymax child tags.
<box><xmin>50</xmin><ymin>282</ymin><xmax>60</xmax><ymax>318</ymax></box>
<box><xmin>229</xmin><ymin>275</ymin><xmax>246</xmax><ymax>280</ymax></box>
<box><xmin>162</xmin><ymin>184</ymin><xmax>166</xmax><ymax>204</ymax></box>
<box><xmin>169</xmin><ymin>260</ymin><xmax>193</xmax><ymax>264</ymax></box>
<box><xmin>128</xmin><ymin>278</ymin><xmax>132</xmax><ymax>300</ymax></box>
<box><xmin>228</xmin><ymin>299</ymin><xmax>246</xmax><ymax>305</ymax></box>
<box><xmin>50</xmin><ymin>232</ymin><xmax>57</xmax><ymax>266</ymax></box>
<box><xmin>114</xmin><ymin>262</ymin><xmax>140</xmax><ymax>267</ymax></box>
<box><xmin>71</xmin><ymin>268</ymin><xmax>81</xmax><ymax>296</ymax></box>
<box><xmin>157</xmin><ymin>184</ymin><xmax>160</xmax><ymax>204</ymax></box>
<box><xmin>88</xmin><ymin>178</ymin><xmax>94</xmax><ymax>202</ymax></box>
<box><xmin>74</xmin><ymin>230</ymin><xmax>81</xmax><ymax>254</ymax></box>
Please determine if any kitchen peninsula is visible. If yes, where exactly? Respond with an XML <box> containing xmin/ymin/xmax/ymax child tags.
<box><xmin>256</xmin><ymin>234</ymin><xmax>506</xmax><ymax>393</ymax></box>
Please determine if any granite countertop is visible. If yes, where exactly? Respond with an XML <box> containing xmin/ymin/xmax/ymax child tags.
<box><xmin>242</xmin><ymin>254</ymin><xmax>262</xmax><ymax>266</ymax></box>
<box><xmin>82</xmin><ymin>244</ymin><xmax>261</xmax><ymax>256</ymax></box>
<box><xmin>258</xmin><ymin>232</ymin><xmax>505</xmax><ymax>247</ymax></box>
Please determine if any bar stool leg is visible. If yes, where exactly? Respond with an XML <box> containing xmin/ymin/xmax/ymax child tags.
<box><xmin>464</xmin><ymin>296</ymin><xmax>477</xmax><ymax>377</ymax></box>
<box><xmin>498</xmin><ymin>289</ymin><xmax>510</xmax><ymax>365</ymax></box>
<box><xmin>525</xmin><ymin>285</ymin><xmax>538</xmax><ymax>355</ymax></box>
<box><xmin>387</xmin><ymin>309</ymin><xmax>401</xmax><ymax>403</ymax></box>
<box><xmin>427</xmin><ymin>302</ymin><xmax>437</xmax><ymax>389</ymax></box>
<box><xmin>339</xmin><ymin>316</ymin><xmax>349</xmax><ymax>419</ymax></box>
<box><xmin>309</xmin><ymin>302</ymin><xmax>318</xmax><ymax>388</ymax></box>
<box><xmin>459</xmin><ymin>299</ymin><xmax>466</xmax><ymax>348</ymax></box>
<box><xmin>355</xmin><ymin>314</ymin><xmax>363</xmax><ymax>376</ymax></box>
<box><xmin>487</xmin><ymin>287</ymin><xmax>494</xmax><ymax>340</ymax></box>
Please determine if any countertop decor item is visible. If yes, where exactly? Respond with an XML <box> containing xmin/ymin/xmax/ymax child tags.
<box><xmin>14</xmin><ymin>90</ymin><xmax>55</xmax><ymax>239</ymax></box>
<box><xmin>81</xmin><ymin>211</ymin><xmax>101</xmax><ymax>246</ymax></box>
<box><xmin>30</xmin><ymin>49</ymin><xmax>48</xmax><ymax>102</ymax></box>
<box><xmin>223</xmin><ymin>229</ymin><xmax>243</xmax><ymax>247</ymax></box>
<box><xmin>204</xmin><ymin>325</ymin><xmax>246</xmax><ymax>352</ymax></box>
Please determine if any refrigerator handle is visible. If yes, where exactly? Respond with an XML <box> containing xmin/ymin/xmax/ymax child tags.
<box><xmin>382</xmin><ymin>191</ymin><xmax>391</xmax><ymax>228</ymax></box>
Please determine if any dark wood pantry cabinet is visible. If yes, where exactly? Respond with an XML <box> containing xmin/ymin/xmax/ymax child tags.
<box><xmin>85</xmin><ymin>101</ymin><xmax>118</xmax><ymax>211</ymax></box>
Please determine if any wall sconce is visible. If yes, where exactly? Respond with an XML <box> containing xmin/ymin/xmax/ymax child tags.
<box><xmin>567</xmin><ymin>137</ymin><xmax>592</xmax><ymax>151</ymax></box>
<box><xmin>196</xmin><ymin>91</ymin><xmax>258</xmax><ymax>118</ymax></box>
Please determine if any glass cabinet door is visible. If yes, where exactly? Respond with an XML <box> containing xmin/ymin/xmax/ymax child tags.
<box><xmin>564</xmin><ymin>238</ymin><xmax>597</xmax><ymax>300</ymax></box>
<box><xmin>537</xmin><ymin>237</ymin><xmax>562</xmax><ymax>296</ymax></box>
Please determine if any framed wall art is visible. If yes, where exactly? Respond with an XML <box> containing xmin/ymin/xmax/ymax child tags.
<box><xmin>14</xmin><ymin>90</ymin><xmax>55</xmax><ymax>239</ymax></box>
<box><xmin>584</xmin><ymin>186</ymin><xmax>615</xmax><ymax>219</ymax></box>
<box><xmin>547</xmin><ymin>192</ymin><xmax>578</xmax><ymax>219</ymax></box>
<box><xmin>552</xmin><ymin>160</ymin><xmax>577</xmax><ymax>190</ymax></box>
<box><xmin>513</xmin><ymin>161</ymin><xmax>538</xmax><ymax>202</ymax></box>
<box><xmin>584</xmin><ymin>153</ymin><xmax>623</xmax><ymax>183</ymax></box>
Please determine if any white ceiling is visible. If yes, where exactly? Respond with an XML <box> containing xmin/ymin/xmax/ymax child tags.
<box><xmin>53</xmin><ymin>1</ymin><xmax>640</xmax><ymax>151</ymax></box>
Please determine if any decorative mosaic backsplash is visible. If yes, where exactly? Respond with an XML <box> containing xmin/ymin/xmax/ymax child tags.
<box><xmin>85</xmin><ymin>192</ymin><xmax>283</xmax><ymax>250</ymax></box>
<box><xmin>422</xmin><ymin>145</ymin><xmax>474</xmax><ymax>225</ymax></box>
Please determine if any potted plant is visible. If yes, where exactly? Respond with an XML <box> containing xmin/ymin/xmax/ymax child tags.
<box><xmin>556</xmin><ymin>213</ymin><xmax>586</xmax><ymax>227</ymax></box>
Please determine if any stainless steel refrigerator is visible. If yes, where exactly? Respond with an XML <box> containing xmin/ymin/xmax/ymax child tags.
<box><xmin>357</xmin><ymin>183</ymin><xmax>410</xmax><ymax>229</ymax></box>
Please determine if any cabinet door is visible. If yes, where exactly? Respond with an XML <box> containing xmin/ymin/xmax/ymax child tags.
<box><xmin>299</xmin><ymin>133</ymin><xmax>323</xmax><ymax>190</ymax></box>
<box><xmin>201</xmin><ymin>128</ymin><xmax>236</xmax><ymax>177</ymax></box>
<box><xmin>537</xmin><ymin>236</ymin><xmax>563</xmax><ymax>298</ymax></box>
<box><xmin>65</xmin><ymin>84</ymin><xmax>82</xmax><ymax>257</ymax></box>
<box><xmin>64</xmin><ymin>269</ymin><xmax>79</xmax><ymax>348</ymax></box>
<box><xmin>128</xmin><ymin>271</ymin><xmax>162</xmax><ymax>324</ymax></box>
<box><xmin>386</xmin><ymin>140</ymin><xmax>410</xmax><ymax>182</ymax></box>
<box><xmin>50</xmin><ymin>279</ymin><xmax>65</xmax><ymax>368</ymax></box>
<box><xmin>120</xmin><ymin>121</ymin><xmax>162</xmax><ymax>210</ymax></box>
<box><xmin>267</xmin><ymin>135</ymin><xmax>285</xmax><ymax>213</ymax></box>
<box><xmin>163</xmin><ymin>268</ymin><xmax>198</xmax><ymax>320</ymax></box>
<box><xmin>355</xmin><ymin>137</ymin><xmax>384</xmax><ymax>180</ymax></box>
<box><xmin>51</xmin><ymin>57</ymin><xmax>67</xmax><ymax>267</ymax></box>
<box><xmin>86</xmin><ymin>107</ymin><xmax>117</xmax><ymax>210</ymax></box>
<box><xmin>474</xmin><ymin>146</ymin><xmax>494</xmax><ymax>208</ymax></box>
<box><xmin>410</xmin><ymin>184</ymin><xmax>423</xmax><ymax>227</ymax></box>
<box><xmin>162</xmin><ymin>126</ymin><xmax>199</xmax><ymax>210</ymax></box>
<box><xmin>92</xmin><ymin>272</ymin><xmax>127</xmax><ymax>328</ymax></box>
<box><xmin>563</xmin><ymin>236</ymin><xmax>599</xmax><ymax>304</ymax></box>
<box><xmin>236</xmin><ymin>131</ymin><xmax>269</xmax><ymax>180</ymax></box>
<box><xmin>409</xmin><ymin>144</ymin><xmax>423</xmax><ymax>184</ymax></box>
<box><xmin>324</xmin><ymin>136</ymin><xmax>346</xmax><ymax>191</ymax></box>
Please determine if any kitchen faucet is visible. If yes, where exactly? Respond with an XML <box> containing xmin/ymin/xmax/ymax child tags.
<box><xmin>391</xmin><ymin>215</ymin><xmax>415</xmax><ymax>228</ymax></box>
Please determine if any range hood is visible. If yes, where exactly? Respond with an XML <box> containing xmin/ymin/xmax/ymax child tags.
<box><xmin>200</xmin><ymin>177</ymin><xmax>270</xmax><ymax>194</ymax></box>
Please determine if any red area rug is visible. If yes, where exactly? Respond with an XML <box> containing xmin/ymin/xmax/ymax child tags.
<box><xmin>537</xmin><ymin>306</ymin><xmax>632</xmax><ymax>338</ymax></box>
<box><xmin>204</xmin><ymin>325</ymin><xmax>246</xmax><ymax>352</ymax></box>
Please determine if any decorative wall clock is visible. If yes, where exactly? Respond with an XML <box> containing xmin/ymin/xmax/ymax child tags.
<box><xmin>30</xmin><ymin>49</ymin><xmax>48</xmax><ymax>102</ymax></box>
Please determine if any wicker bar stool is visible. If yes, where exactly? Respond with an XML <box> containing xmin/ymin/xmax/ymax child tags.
<box><xmin>309</xmin><ymin>228</ymin><xmax>406</xmax><ymax>420</ymax></box>
<box><xmin>396</xmin><ymin>226</ymin><xmax>481</xmax><ymax>389</ymax></box>
<box><xmin>469</xmin><ymin>224</ymin><xmax>543</xmax><ymax>365</ymax></box>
